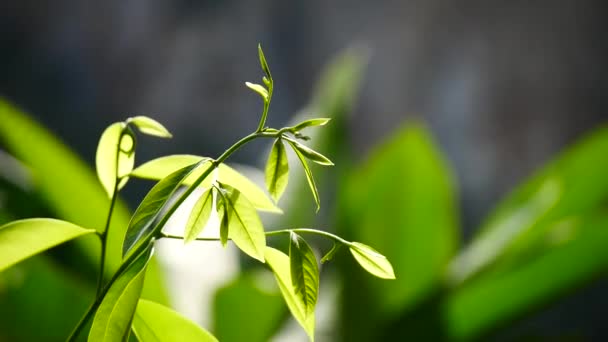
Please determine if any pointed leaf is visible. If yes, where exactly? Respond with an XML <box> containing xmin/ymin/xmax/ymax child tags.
<box><xmin>89</xmin><ymin>244</ymin><xmax>153</xmax><ymax>341</ymax></box>
<box><xmin>265</xmin><ymin>139</ymin><xmax>289</xmax><ymax>202</ymax></box>
<box><xmin>245</xmin><ymin>82</ymin><xmax>269</xmax><ymax>101</ymax></box>
<box><xmin>184</xmin><ymin>188</ymin><xmax>214</xmax><ymax>243</ymax></box>
<box><xmin>265</xmin><ymin>247</ymin><xmax>315</xmax><ymax>341</ymax></box>
<box><xmin>130</xmin><ymin>155</ymin><xmax>282</xmax><ymax>213</ymax></box>
<box><xmin>96</xmin><ymin>122</ymin><xmax>135</xmax><ymax>198</ymax></box>
<box><xmin>123</xmin><ymin>161</ymin><xmax>202</xmax><ymax>257</ymax></box>
<box><xmin>320</xmin><ymin>242</ymin><xmax>342</xmax><ymax>264</ymax></box>
<box><xmin>217</xmin><ymin>196</ymin><xmax>229</xmax><ymax>247</ymax></box>
<box><xmin>285</xmin><ymin>138</ymin><xmax>333</xmax><ymax>166</ymax></box>
<box><xmin>258</xmin><ymin>44</ymin><xmax>272</xmax><ymax>80</ymax></box>
<box><xmin>133</xmin><ymin>299</ymin><xmax>218</xmax><ymax>342</ymax></box>
<box><xmin>221</xmin><ymin>184</ymin><xmax>266</xmax><ymax>262</ymax></box>
<box><xmin>292</xmin><ymin>118</ymin><xmax>331</xmax><ymax>132</ymax></box>
<box><xmin>128</xmin><ymin>116</ymin><xmax>172</xmax><ymax>138</ymax></box>
<box><xmin>289</xmin><ymin>232</ymin><xmax>319</xmax><ymax>316</ymax></box>
<box><xmin>287</xmin><ymin>141</ymin><xmax>320</xmax><ymax>211</ymax></box>
<box><xmin>349</xmin><ymin>242</ymin><xmax>395</xmax><ymax>279</ymax></box>
<box><xmin>0</xmin><ymin>218</ymin><xmax>95</xmax><ymax>271</ymax></box>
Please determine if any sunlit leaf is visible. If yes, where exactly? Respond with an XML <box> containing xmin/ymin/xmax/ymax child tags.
<box><xmin>217</xmin><ymin>196</ymin><xmax>229</xmax><ymax>247</ymax></box>
<box><xmin>289</xmin><ymin>232</ymin><xmax>319</xmax><ymax>316</ymax></box>
<box><xmin>221</xmin><ymin>184</ymin><xmax>266</xmax><ymax>262</ymax></box>
<box><xmin>89</xmin><ymin>244</ymin><xmax>153</xmax><ymax>341</ymax></box>
<box><xmin>130</xmin><ymin>155</ymin><xmax>281</xmax><ymax>213</ymax></box>
<box><xmin>291</xmin><ymin>118</ymin><xmax>331</xmax><ymax>132</ymax></box>
<box><xmin>184</xmin><ymin>188</ymin><xmax>214</xmax><ymax>243</ymax></box>
<box><xmin>320</xmin><ymin>242</ymin><xmax>341</xmax><ymax>264</ymax></box>
<box><xmin>285</xmin><ymin>138</ymin><xmax>333</xmax><ymax>166</ymax></box>
<box><xmin>123</xmin><ymin>162</ymin><xmax>201</xmax><ymax>257</ymax></box>
<box><xmin>265</xmin><ymin>139</ymin><xmax>289</xmax><ymax>202</ymax></box>
<box><xmin>349</xmin><ymin>242</ymin><xmax>395</xmax><ymax>279</ymax></box>
<box><xmin>286</xmin><ymin>141</ymin><xmax>320</xmax><ymax>211</ymax></box>
<box><xmin>0</xmin><ymin>218</ymin><xmax>95</xmax><ymax>271</ymax></box>
<box><xmin>265</xmin><ymin>247</ymin><xmax>315</xmax><ymax>341</ymax></box>
<box><xmin>245</xmin><ymin>82</ymin><xmax>269</xmax><ymax>101</ymax></box>
<box><xmin>132</xmin><ymin>299</ymin><xmax>218</xmax><ymax>342</ymax></box>
<box><xmin>128</xmin><ymin>116</ymin><xmax>172</xmax><ymax>138</ymax></box>
<box><xmin>96</xmin><ymin>123</ymin><xmax>135</xmax><ymax>198</ymax></box>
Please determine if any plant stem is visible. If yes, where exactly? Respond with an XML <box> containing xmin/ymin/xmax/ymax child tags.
<box><xmin>161</xmin><ymin>228</ymin><xmax>351</xmax><ymax>245</ymax></box>
<box><xmin>96</xmin><ymin>181</ymin><xmax>118</xmax><ymax>297</ymax></box>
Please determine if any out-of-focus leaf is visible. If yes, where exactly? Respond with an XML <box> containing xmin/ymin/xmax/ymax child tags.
<box><xmin>0</xmin><ymin>218</ymin><xmax>95</xmax><ymax>271</ymax></box>
<box><xmin>128</xmin><ymin>116</ymin><xmax>172</xmax><ymax>138</ymax></box>
<box><xmin>123</xmin><ymin>162</ymin><xmax>201</xmax><ymax>257</ymax></box>
<box><xmin>289</xmin><ymin>232</ymin><xmax>319</xmax><ymax>316</ymax></box>
<box><xmin>133</xmin><ymin>299</ymin><xmax>217</xmax><ymax>342</ymax></box>
<box><xmin>265</xmin><ymin>247</ymin><xmax>315</xmax><ymax>341</ymax></box>
<box><xmin>131</xmin><ymin>155</ymin><xmax>281</xmax><ymax>213</ymax></box>
<box><xmin>213</xmin><ymin>273</ymin><xmax>286</xmax><ymax>342</ymax></box>
<box><xmin>320</xmin><ymin>242</ymin><xmax>341</xmax><ymax>264</ymax></box>
<box><xmin>221</xmin><ymin>184</ymin><xmax>266</xmax><ymax>262</ymax></box>
<box><xmin>349</xmin><ymin>242</ymin><xmax>395</xmax><ymax>280</ymax></box>
<box><xmin>184</xmin><ymin>188</ymin><xmax>214</xmax><ymax>243</ymax></box>
<box><xmin>448</xmin><ymin>127</ymin><xmax>608</xmax><ymax>284</ymax></box>
<box><xmin>89</xmin><ymin>244</ymin><xmax>153</xmax><ymax>341</ymax></box>
<box><xmin>339</xmin><ymin>124</ymin><xmax>459</xmax><ymax>316</ymax></box>
<box><xmin>265</xmin><ymin>139</ymin><xmax>289</xmax><ymax>202</ymax></box>
<box><xmin>96</xmin><ymin>122</ymin><xmax>135</xmax><ymax>198</ymax></box>
<box><xmin>446</xmin><ymin>213</ymin><xmax>608</xmax><ymax>340</ymax></box>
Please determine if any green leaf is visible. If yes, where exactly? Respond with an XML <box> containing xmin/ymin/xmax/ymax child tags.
<box><xmin>0</xmin><ymin>218</ymin><xmax>95</xmax><ymax>272</ymax></box>
<box><xmin>245</xmin><ymin>82</ymin><xmax>269</xmax><ymax>101</ymax></box>
<box><xmin>289</xmin><ymin>232</ymin><xmax>319</xmax><ymax>316</ymax></box>
<box><xmin>265</xmin><ymin>139</ymin><xmax>289</xmax><ymax>202</ymax></box>
<box><xmin>349</xmin><ymin>242</ymin><xmax>395</xmax><ymax>279</ymax></box>
<box><xmin>320</xmin><ymin>242</ymin><xmax>341</xmax><ymax>264</ymax></box>
<box><xmin>291</xmin><ymin>118</ymin><xmax>331</xmax><ymax>132</ymax></box>
<box><xmin>258</xmin><ymin>44</ymin><xmax>272</xmax><ymax>81</ymax></box>
<box><xmin>130</xmin><ymin>155</ymin><xmax>282</xmax><ymax>213</ymax></box>
<box><xmin>221</xmin><ymin>184</ymin><xmax>266</xmax><ymax>262</ymax></box>
<box><xmin>217</xmin><ymin>195</ymin><xmax>229</xmax><ymax>247</ymax></box>
<box><xmin>123</xmin><ymin>161</ymin><xmax>202</xmax><ymax>257</ymax></box>
<box><xmin>128</xmin><ymin>116</ymin><xmax>172</xmax><ymax>138</ymax></box>
<box><xmin>184</xmin><ymin>188</ymin><xmax>214</xmax><ymax>243</ymax></box>
<box><xmin>265</xmin><ymin>247</ymin><xmax>315</xmax><ymax>341</ymax></box>
<box><xmin>213</xmin><ymin>273</ymin><xmax>286</xmax><ymax>342</ymax></box>
<box><xmin>89</xmin><ymin>243</ymin><xmax>153</xmax><ymax>342</ymax></box>
<box><xmin>285</xmin><ymin>138</ymin><xmax>333</xmax><ymax>166</ymax></box>
<box><xmin>96</xmin><ymin>122</ymin><xmax>135</xmax><ymax>198</ymax></box>
<box><xmin>133</xmin><ymin>299</ymin><xmax>218</xmax><ymax>342</ymax></box>
<box><xmin>286</xmin><ymin>140</ymin><xmax>320</xmax><ymax>211</ymax></box>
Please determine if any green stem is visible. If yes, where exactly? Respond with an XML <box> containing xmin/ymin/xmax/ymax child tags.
<box><xmin>256</xmin><ymin>85</ymin><xmax>273</xmax><ymax>132</ymax></box>
<box><xmin>96</xmin><ymin>180</ymin><xmax>118</xmax><ymax>296</ymax></box>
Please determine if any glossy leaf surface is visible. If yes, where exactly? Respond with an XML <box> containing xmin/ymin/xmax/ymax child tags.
<box><xmin>349</xmin><ymin>242</ymin><xmax>395</xmax><ymax>279</ymax></box>
<box><xmin>96</xmin><ymin>122</ymin><xmax>134</xmax><ymax>198</ymax></box>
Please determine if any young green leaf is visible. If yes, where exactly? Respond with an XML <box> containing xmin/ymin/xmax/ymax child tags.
<box><xmin>128</xmin><ymin>116</ymin><xmax>172</xmax><ymax>138</ymax></box>
<box><xmin>133</xmin><ymin>299</ymin><xmax>218</xmax><ymax>342</ymax></box>
<box><xmin>289</xmin><ymin>232</ymin><xmax>319</xmax><ymax>317</ymax></box>
<box><xmin>0</xmin><ymin>219</ymin><xmax>95</xmax><ymax>272</ymax></box>
<box><xmin>219</xmin><ymin>203</ymin><xmax>229</xmax><ymax>247</ymax></box>
<box><xmin>184</xmin><ymin>188</ymin><xmax>214</xmax><ymax>243</ymax></box>
<box><xmin>320</xmin><ymin>242</ymin><xmax>342</xmax><ymax>264</ymax></box>
<box><xmin>89</xmin><ymin>243</ymin><xmax>153</xmax><ymax>342</ymax></box>
<box><xmin>265</xmin><ymin>247</ymin><xmax>315</xmax><ymax>341</ymax></box>
<box><xmin>265</xmin><ymin>139</ymin><xmax>289</xmax><ymax>202</ymax></box>
<box><xmin>292</xmin><ymin>118</ymin><xmax>331</xmax><ymax>132</ymax></box>
<box><xmin>123</xmin><ymin>161</ymin><xmax>202</xmax><ymax>257</ymax></box>
<box><xmin>258</xmin><ymin>44</ymin><xmax>272</xmax><ymax>81</ymax></box>
<box><xmin>96</xmin><ymin>122</ymin><xmax>135</xmax><ymax>198</ymax></box>
<box><xmin>220</xmin><ymin>184</ymin><xmax>266</xmax><ymax>262</ymax></box>
<box><xmin>287</xmin><ymin>140</ymin><xmax>320</xmax><ymax>211</ymax></box>
<box><xmin>349</xmin><ymin>242</ymin><xmax>396</xmax><ymax>279</ymax></box>
<box><xmin>285</xmin><ymin>138</ymin><xmax>334</xmax><ymax>166</ymax></box>
<box><xmin>245</xmin><ymin>82</ymin><xmax>269</xmax><ymax>101</ymax></box>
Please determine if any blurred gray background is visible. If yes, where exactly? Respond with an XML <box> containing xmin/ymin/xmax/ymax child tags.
<box><xmin>1</xmin><ymin>0</ymin><xmax>607</xmax><ymax>339</ymax></box>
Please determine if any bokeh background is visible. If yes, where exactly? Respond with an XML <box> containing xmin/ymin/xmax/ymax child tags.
<box><xmin>1</xmin><ymin>1</ymin><xmax>608</xmax><ymax>341</ymax></box>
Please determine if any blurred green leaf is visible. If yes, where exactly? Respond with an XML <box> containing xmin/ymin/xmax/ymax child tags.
<box><xmin>128</xmin><ymin>116</ymin><xmax>172</xmax><ymax>138</ymax></box>
<box><xmin>0</xmin><ymin>218</ymin><xmax>95</xmax><ymax>271</ymax></box>
<box><xmin>133</xmin><ymin>299</ymin><xmax>217</xmax><ymax>342</ymax></box>
<box><xmin>96</xmin><ymin>122</ymin><xmax>134</xmax><ymax>198</ymax></box>
<box><xmin>265</xmin><ymin>139</ymin><xmax>289</xmax><ymax>202</ymax></box>
<box><xmin>131</xmin><ymin>155</ymin><xmax>282</xmax><ymax>213</ymax></box>
<box><xmin>89</xmin><ymin>244</ymin><xmax>153</xmax><ymax>341</ymax></box>
<box><xmin>221</xmin><ymin>184</ymin><xmax>266</xmax><ymax>262</ymax></box>
<box><xmin>349</xmin><ymin>242</ymin><xmax>395</xmax><ymax>280</ymax></box>
<box><xmin>213</xmin><ymin>273</ymin><xmax>286</xmax><ymax>342</ymax></box>
<box><xmin>265</xmin><ymin>247</ymin><xmax>315</xmax><ymax>341</ymax></box>
<box><xmin>289</xmin><ymin>232</ymin><xmax>319</xmax><ymax>316</ymax></box>
<box><xmin>123</xmin><ymin>162</ymin><xmax>201</xmax><ymax>257</ymax></box>
<box><xmin>184</xmin><ymin>188</ymin><xmax>214</xmax><ymax>243</ymax></box>
<box><xmin>320</xmin><ymin>242</ymin><xmax>341</xmax><ymax>264</ymax></box>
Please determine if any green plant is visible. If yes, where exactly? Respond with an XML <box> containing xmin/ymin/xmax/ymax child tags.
<box><xmin>0</xmin><ymin>45</ymin><xmax>394</xmax><ymax>341</ymax></box>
